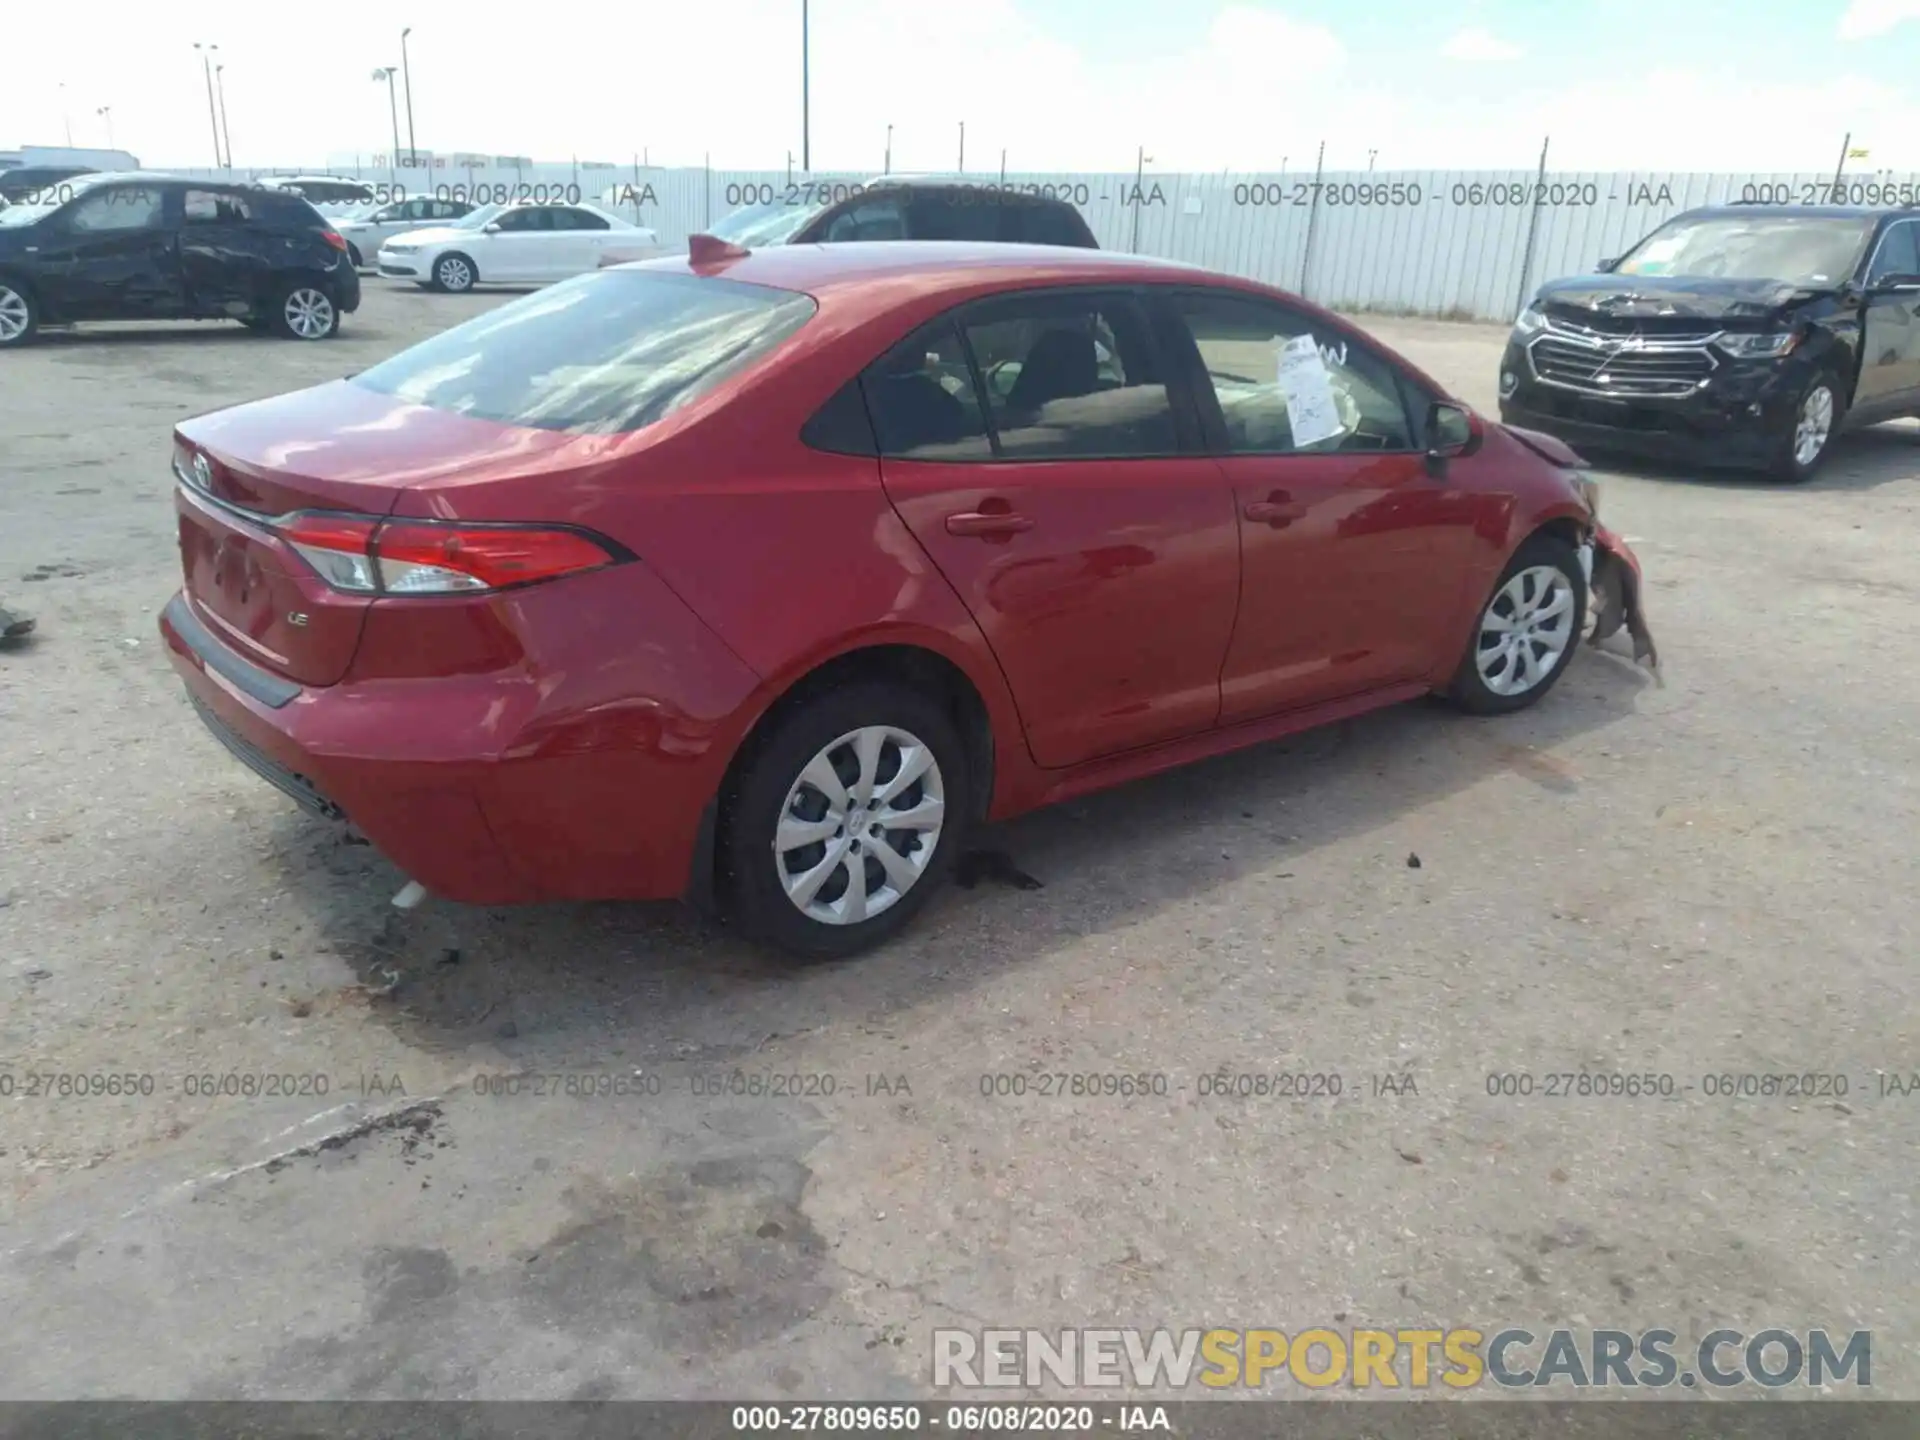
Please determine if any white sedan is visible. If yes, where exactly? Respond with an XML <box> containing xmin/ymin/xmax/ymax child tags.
<box><xmin>376</xmin><ymin>202</ymin><xmax>660</xmax><ymax>291</ymax></box>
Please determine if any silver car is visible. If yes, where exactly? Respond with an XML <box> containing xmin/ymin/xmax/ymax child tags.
<box><xmin>333</xmin><ymin>196</ymin><xmax>475</xmax><ymax>269</ymax></box>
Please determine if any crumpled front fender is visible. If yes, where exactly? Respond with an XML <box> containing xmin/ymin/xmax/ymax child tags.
<box><xmin>1589</xmin><ymin>523</ymin><xmax>1658</xmax><ymax>671</ymax></box>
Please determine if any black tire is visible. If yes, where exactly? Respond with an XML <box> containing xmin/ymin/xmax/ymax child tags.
<box><xmin>722</xmin><ymin>681</ymin><xmax>969</xmax><ymax>960</ymax></box>
<box><xmin>0</xmin><ymin>279</ymin><xmax>40</xmax><ymax>348</ymax></box>
<box><xmin>1444</xmin><ymin>533</ymin><xmax>1589</xmax><ymax>716</ymax></box>
<box><xmin>1768</xmin><ymin>368</ymin><xmax>1844</xmax><ymax>483</ymax></box>
<box><xmin>269</xmin><ymin>282</ymin><xmax>341</xmax><ymax>341</ymax></box>
<box><xmin>432</xmin><ymin>252</ymin><xmax>477</xmax><ymax>293</ymax></box>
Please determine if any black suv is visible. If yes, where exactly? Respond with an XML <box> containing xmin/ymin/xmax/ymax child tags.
<box><xmin>1500</xmin><ymin>205</ymin><xmax>1920</xmax><ymax>481</ymax></box>
<box><xmin>706</xmin><ymin>174</ymin><xmax>1099</xmax><ymax>248</ymax></box>
<box><xmin>0</xmin><ymin>173</ymin><xmax>361</xmax><ymax>348</ymax></box>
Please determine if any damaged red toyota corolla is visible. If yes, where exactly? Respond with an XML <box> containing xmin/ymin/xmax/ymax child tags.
<box><xmin>159</xmin><ymin>239</ymin><xmax>1654</xmax><ymax>959</ymax></box>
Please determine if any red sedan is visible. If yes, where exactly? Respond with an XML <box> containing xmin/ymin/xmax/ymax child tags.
<box><xmin>159</xmin><ymin>240</ymin><xmax>1653</xmax><ymax>958</ymax></box>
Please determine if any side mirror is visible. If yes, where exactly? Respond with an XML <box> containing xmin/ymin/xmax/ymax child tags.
<box><xmin>1426</xmin><ymin>401</ymin><xmax>1481</xmax><ymax>473</ymax></box>
<box><xmin>1594</xmin><ymin>256</ymin><xmax>1619</xmax><ymax>273</ymax></box>
<box><xmin>482</xmin><ymin>222</ymin><xmax>502</xmax><ymax>234</ymax></box>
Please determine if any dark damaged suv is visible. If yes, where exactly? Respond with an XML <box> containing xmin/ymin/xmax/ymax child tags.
<box><xmin>1499</xmin><ymin>205</ymin><xmax>1920</xmax><ymax>481</ymax></box>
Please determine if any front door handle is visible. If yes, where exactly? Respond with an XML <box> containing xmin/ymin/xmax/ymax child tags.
<box><xmin>946</xmin><ymin>509</ymin><xmax>1034</xmax><ymax>539</ymax></box>
<box><xmin>1244</xmin><ymin>492</ymin><xmax>1305</xmax><ymax>527</ymax></box>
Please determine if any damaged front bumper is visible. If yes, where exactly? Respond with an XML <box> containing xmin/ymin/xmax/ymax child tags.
<box><xmin>1586</xmin><ymin>524</ymin><xmax>1658</xmax><ymax>671</ymax></box>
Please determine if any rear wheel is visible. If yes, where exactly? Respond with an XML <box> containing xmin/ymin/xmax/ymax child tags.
<box><xmin>272</xmin><ymin>284</ymin><xmax>339</xmax><ymax>340</ymax></box>
<box><xmin>432</xmin><ymin>252</ymin><xmax>476</xmax><ymax>292</ymax></box>
<box><xmin>1445</xmin><ymin>534</ymin><xmax>1588</xmax><ymax>715</ymax></box>
<box><xmin>0</xmin><ymin>281</ymin><xmax>39</xmax><ymax>347</ymax></box>
<box><xmin>723</xmin><ymin>682</ymin><xmax>968</xmax><ymax>960</ymax></box>
<box><xmin>1769</xmin><ymin>370</ymin><xmax>1843</xmax><ymax>482</ymax></box>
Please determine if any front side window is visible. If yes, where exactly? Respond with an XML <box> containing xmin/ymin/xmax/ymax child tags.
<box><xmin>1614</xmin><ymin>216</ymin><xmax>1873</xmax><ymax>287</ymax></box>
<box><xmin>1866</xmin><ymin>222</ymin><xmax>1920</xmax><ymax>284</ymax></box>
<box><xmin>1166</xmin><ymin>292</ymin><xmax>1415</xmax><ymax>454</ymax></box>
<box><xmin>349</xmin><ymin>270</ymin><xmax>817</xmax><ymax>435</ymax></box>
<box><xmin>821</xmin><ymin>197</ymin><xmax>906</xmax><ymax>242</ymax></box>
<box><xmin>493</xmin><ymin>207</ymin><xmax>548</xmax><ymax>232</ymax></box>
<box><xmin>66</xmin><ymin>185</ymin><xmax>164</xmax><ymax>232</ymax></box>
<box><xmin>962</xmin><ymin>295</ymin><xmax>1178</xmax><ymax>459</ymax></box>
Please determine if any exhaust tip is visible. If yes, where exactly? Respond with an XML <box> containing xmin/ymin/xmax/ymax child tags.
<box><xmin>391</xmin><ymin>880</ymin><xmax>429</xmax><ymax>911</ymax></box>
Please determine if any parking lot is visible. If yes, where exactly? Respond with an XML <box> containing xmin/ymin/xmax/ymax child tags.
<box><xmin>2</xmin><ymin>281</ymin><xmax>1917</xmax><ymax>1400</ymax></box>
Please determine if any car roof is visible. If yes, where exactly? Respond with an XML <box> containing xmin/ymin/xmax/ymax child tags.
<box><xmin>629</xmin><ymin>241</ymin><xmax>1202</xmax><ymax>296</ymax></box>
<box><xmin>854</xmin><ymin>173</ymin><xmax>1077</xmax><ymax>200</ymax></box>
<box><xmin>1679</xmin><ymin>204</ymin><xmax>1917</xmax><ymax>223</ymax></box>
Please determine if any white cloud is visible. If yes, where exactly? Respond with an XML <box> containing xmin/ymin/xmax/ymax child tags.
<box><xmin>1838</xmin><ymin>0</ymin><xmax>1920</xmax><ymax>40</ymax></box>
<box><xmin>1439</xmin><ymin>26</ymin><xmax>1523</xmax><ymax>62</ymax></box>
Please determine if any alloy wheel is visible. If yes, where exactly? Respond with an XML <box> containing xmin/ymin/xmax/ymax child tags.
<box><xmin>437</xmin><ymin>257</ymin><xmax>473</xmax><ymax>291</ymax></box>
<box><xmin>1475</xmin><ymin>564</ymin><xmax>1576</xmax><ymax>697</ymax></box>
<box><xmin>1793</xmin><ymin>384</ymin><xmax>1834</xmax><ymax>468</ymax></box>
<box><xmin>773</xmin><ymin>725</ymin><xmax>946</xmax><ymax>926</ymax></box>
<box><xmin>0</xmin><ymin>287</ymin><xmax>30</xmax><ymax>343</ymax></box>
<box><xmin>283</xmin><ymin>288</ymin><xmax>335</xmax><ymax>339</ymax></box>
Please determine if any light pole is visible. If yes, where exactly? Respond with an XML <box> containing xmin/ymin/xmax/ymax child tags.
<box><xmin>884</xmin><ymin>123</ymin><xmax>892</xmax><ymax>175</ymax></box>
<box><xmin>59</xmin><ymin>84</ymin><xmax>73</xmax><ymax>146</ymax></box>
<box><xmin>372</xmin><ymin>67</ymin><xmax>401</xmax><ymax>169</ymax></box>
<box><xmin>1367</xmin><ymin>148</ymin><xmax>1378</xmax><ymax>171</ymax></box>
<box><xmin>400</xmin><ymin>28</ymin><xmax>418</xmax><ymax>165</ymax></box>
<box><xmin>215</xmin><ymin>65</ymin><xmax>233</xmax><ymax>169</ymax></box>
<box><xmin>193</xmin><ymin>45</ymin><xmax>221</xmax><ymax>166</ymax></box>
<box><xmin>97</xmin><ymin>106</ymin><xmax>113</xmax><ymax>147</ymax></box>
<box><xmin>800</xmin><ymin>0</ymin><xmax>810</xmax><ymax>173</ymax></box>
<box><xmin>958</xmin><ymin>120</ymin><xmax>965</xmax><ymax>172</ymax></box>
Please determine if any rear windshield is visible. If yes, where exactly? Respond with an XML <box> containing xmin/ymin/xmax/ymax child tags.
<box><xmin>348</xmin><ymin>270</ymin><xmax>818</xmax><ymax>434</ymax></box>
<box><xmin>708</xmin><ymin>201</ymin><xmax>831</xmax><ymax>246</ymax></box>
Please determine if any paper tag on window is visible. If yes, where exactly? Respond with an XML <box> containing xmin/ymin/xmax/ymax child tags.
<box><xmin>1276</xmin><ymin>334</ymin><xmax>1344</xmax><ymax>448</ymax></box>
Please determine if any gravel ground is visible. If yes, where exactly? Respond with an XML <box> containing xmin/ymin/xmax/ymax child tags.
<box><xmin>0</xmin><ymin>285</ymin><xmax>1915</xmax><ymax>1404</ymax></box>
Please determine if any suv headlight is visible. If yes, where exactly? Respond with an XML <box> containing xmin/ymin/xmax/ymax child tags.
<box><xmin>1716</xmin><ymin>330</ymin><xmax>1799</xmax><ymax>359</ymax></box>
<box><xmin>1513</xmin><ymin>303</ymin><xmax>1547</xmax><ymax>335</ymax></box>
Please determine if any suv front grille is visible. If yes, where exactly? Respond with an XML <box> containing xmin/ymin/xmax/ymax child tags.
<box><xmin>1528</xmin><ymin>331</ymin><xmax>1716</xmax><ymax>398</ymax></box>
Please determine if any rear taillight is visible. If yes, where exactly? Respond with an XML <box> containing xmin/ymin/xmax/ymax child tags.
<box><xmin>278</xmin><ymin>512</ymin><xmax>619</xmax><ymax>595</ymax></box>
<box><xmin>322</xmin><ymin>230</ymin><xmax>348</xmax><ymax>251</ymax></box>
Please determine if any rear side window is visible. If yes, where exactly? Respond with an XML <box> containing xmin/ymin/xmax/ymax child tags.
<box><xmin>183</xmin><ymin>189</ymin><xmax>252</xmax><ymax>224</ymax></box>
<box><xmin>1020</xmin><ymin>202</ymin><xmax>1096</xmax><ymax>248</ymax></box>
<box><xmin>907</xmin><ymin>192</ymin><xmax>1002</xmax><ymax>243</ymax></box>
<box><xmin>349</xmin><ymin>270</ymin><xmax>818</xmax><ymax>435</ymax></box>
<box><xmin>861</xmin><ymin>321</ymin><xmax>994</xmax><ymax>461</ymax></box>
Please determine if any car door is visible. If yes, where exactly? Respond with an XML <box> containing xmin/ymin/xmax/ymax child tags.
<box><xmin>549</xmin><ymin>206</ymin><xmax>614</xmax><ymax>274</ymax></box>
<box><xmin>1153</xmin><ymin>287</ymin><xmax>1477</xmax><ymax>722</ymax></box>
<box><xmin>30</xmin><ymin>182</ymin><xmax>180</xmax><ymax>320</ymax></box>
<box><xmin>176</xmin><ymin>187</ymin><xmax>261</xmax><ymax>316</ymax></box>
<box><xmin>479</xmin><ymin>205</ymin><xmax>549</xmax><ymax>280</ymax></box>
<box><xmin>1851</xmin><ymin>220</ymin><xmax>1920</xmax><ymax>422</ymax></box>
<box><xmin>869</xmin><ymin>290</ymin><xmax>1240</xmax><ymax>770</ymax></box>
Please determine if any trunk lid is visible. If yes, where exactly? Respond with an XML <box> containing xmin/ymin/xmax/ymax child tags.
<box><xmin>173</xmin><ymin>379</ymin><xmax>578</xmax><ymax>686</ymax></box>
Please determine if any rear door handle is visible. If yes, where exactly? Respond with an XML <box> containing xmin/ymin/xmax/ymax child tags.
<box><xmin>946</xmin><ymin>510</ymin><xmax>1034</xmax><ymax>538</ymax></box>
<box><xmin>1244</xmin><ymin>492</ymin><xmax>1305</xmax><ymax>527</ymax></box>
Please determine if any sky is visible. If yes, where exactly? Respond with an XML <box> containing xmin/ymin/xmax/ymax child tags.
<box><xmin>8</xmin><ymin>0</ymin><xmax>1920</xmax><ymax>175</ymax></box>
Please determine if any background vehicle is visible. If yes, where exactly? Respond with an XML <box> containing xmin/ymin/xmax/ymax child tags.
<box><xmin>334</xmin><ymin>195</ymin><xmax>476</xmax><ymax>268</ymax></box>
<box><xmin>1500</xmin><ymin>204</ymin><xmax>1920</xmax><ymax>481</ymax></box>
<box><xmin>0</xmin><ymin>165</ymin><xmax>97</xmax><ymax>204</ymax></box>
<box><xmin>708</xmin><ymin>174</ymin><xmax>1099</xmax><ymax>249</ymax></box>
<box><xmin>257</xmin><ymin>176</ymin><xmax>379</xmax><ymax>220</ymax></box>
<box><xmin>0</xmin><ymin>174</ymin><xmax>360</xmax><ymax>346</ymax></box>
<box><xmin>376</xmin><ymin>201</ymin><xmax>659</xmax><ymax>290</ymax></box>
<box><xmin>159</xmin><ymin>242</ymin><xmax>1646</xmax><ymax>959</ymax></box>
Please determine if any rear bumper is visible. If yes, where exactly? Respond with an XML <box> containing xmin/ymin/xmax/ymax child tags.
<box><xmin>158</xmin><ymin>566</ymin><xmax>763</xmax><ymax>907</ymax></box>
<box><xmin>333</xmin><ymin>262</ymin><xmax>362</xmax><ymax>313</ymax></box>
<box><xmin>161</xmin><ymin>592</ymin><xmax>540</xmax><ymax>905</ymax></box>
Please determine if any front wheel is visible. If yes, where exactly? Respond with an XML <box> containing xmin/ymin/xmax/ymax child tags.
<box><xmin>723</xmin><ymin>682</ymin><xmax>968</xmax><ymax>960</ymax></box>
<box><xmin>1445</xmin><ymin>534</ymin><xmax>1588</xmax><ymax>715</ymax></box>
<box><xmin>0</xmin><ymin>281</ymin><xmax>40</xmax><ymax>347</ymax></box>
<box><xmin>1769</xmin><ymin>371</ymin><xmax>1843</xmax><ymax>483</ymax></box>
<box><xmin>432</xmin><ymin>253</ymin><xmax>476</xmax><ymax>292</ymax></box>
<box><xmin>272</xmin><ymin>284</ymin><xmax>340</xmax><ymax>340</ymax></box>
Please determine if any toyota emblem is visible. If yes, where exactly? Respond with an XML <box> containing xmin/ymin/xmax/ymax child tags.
<box><xmin>191</xmin><ymin>453</ymin><xmax>213</xmax><ymax>492</ymax></box>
